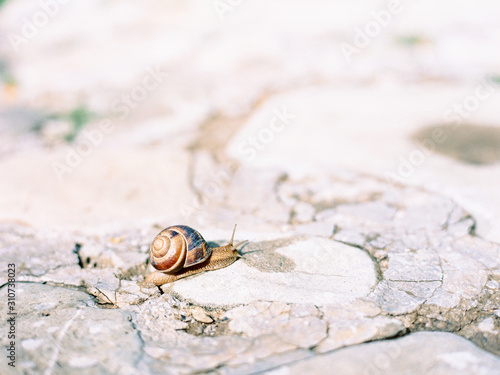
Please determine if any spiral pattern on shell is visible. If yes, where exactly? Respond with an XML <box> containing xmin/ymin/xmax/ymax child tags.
<box><xmin>152</xmin><ymin>235</ymin><xmax>170</xmax><ymax>256</ymax></box>
<box><xmin>149</xmin><ymin>225</ymin><xmax>211</xmax><ymax>273</ymax></box>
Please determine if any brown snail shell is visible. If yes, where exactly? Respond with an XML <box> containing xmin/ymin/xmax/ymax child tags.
<box><xmin>150</xmin><ymin>225</ymin><xmax>210</xmax><ymax>273</ymax></box>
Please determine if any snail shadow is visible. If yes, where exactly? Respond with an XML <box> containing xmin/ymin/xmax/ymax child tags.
<box><xmin>206</xmin><ymin>240</ymin><xmax>255</xmax><ymax>258</ymax></box>
<box><xmin>227</xmin><ymin>239</ymin><xmax>297</xmax><ymax>273</ymax></box>
<box><xmin>240</xmin><ymin>249</ymin><xmax>265</xmax><ymax>256</ymax></box>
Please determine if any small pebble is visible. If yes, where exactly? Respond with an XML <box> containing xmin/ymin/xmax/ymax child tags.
<box><xmin>109</xmin><ymin>236</ymin><xmax>124</xmax><ymax>244</ymax></box>
<box><xmin>192</xmin><ymin>309</ymin><xmax>213</xmax><ymax>324</ymax></box>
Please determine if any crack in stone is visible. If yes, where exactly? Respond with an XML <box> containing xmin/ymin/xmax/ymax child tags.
<box><xmin>128</xmin><ymin>314</ymin><xmax>147</xmax><ymax>369</ymax></box>
<box><xmin>73</xmin><ymin>242</ymin><xmax>84</xmax><ymax>268</ymax></box>
<box><xmin>388</xmin><ymin>285</ymin><xmax>500</xmax><ymax>356</ymax></box>
<box><xmin>0</xmin><ymin>280</ymin><xmax>97</xmax><ymax>306</ymax></box>
<box><xmin>387</xmin><ymin>280</ymin><xmax>443</xmax><ymax>283</ymax></box>
<box><xmin>424</xmin><ymin>252</ymin><xmax>445</xmax><ymax>302</ymax></box>
<box><xmin>10</xmin><ymin>263</ymin><xmax>78</xmax><ymax>279</ymax></box>
<box><xmin>186</xmin><ymin>150</ymin><xmax>204</xmax><ymax>201</ymax></box>
<box><xmin>3</xmin><ymin>171</ymin><xmax>499</xmax><ymax>372</ymax></box>
<box><xmin>93</xmin><ymin>285</ymin><xmax>117</xmax><ymax>307</ymax></box>
<box><xmin>311</xmin><ymin>319</ymin><xmax>330</xmax><ymax>353</ymax></box>
<box><xmin>332</xmin><ymin>239</ymin><xmax>384</xmax><ymax>290</ymax></box>
<box><xmin>43</xmin><ymin>308</ymin><xmax>83</xmax><ymax>375</ymax></box>
<box><xmin>246</xmin><ymin>327</ymin><xmax>410</xmax><ymax>375</ymax></box>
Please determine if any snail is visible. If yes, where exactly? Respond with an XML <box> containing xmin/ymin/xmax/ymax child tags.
<box><xmin>144</xmin><ymin>224</ymin><xmax>248</xmax><ymax>286</ymax></box>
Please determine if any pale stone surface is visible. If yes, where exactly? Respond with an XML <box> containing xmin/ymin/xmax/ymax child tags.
<box><xmin>1</xmin><ymin>0</ymin><xmax>500</xmax><ymax>374</ymax></box>
<box><xmin>1</xmin><ymin>168</ymin><xmax>499</xmax><ymax>373</ymax></box>
<box><xmin>0</xmin><ymin>284</ymin><xmax>142</xmax><ymax>375</ymax></box>
<box><xmin>0</xmin><ymin>146</ymin><xmax>194</xmax><ymax>229</ymax></box>
<box><xmin>169</xmin><ymin>238</ymin><xmax>377</xmax><ymax>305</ymax></box>
<box><xmin>316</xmin><ymin>316</ymin><xmax>405</xmax><ymax>353</ymax></box>
<box><xmin>269</xmin><ymin>332</ymin><xmax>500</xmax><ymax>375</ymax></box>
<box><xmin>1</xmin><ymin>167</ymin><xmax>500</xmax><ymax>373</ymax></box>
<box><xmin>223</xmin><ymin>301</ymin><xmax>327</xmax><ymax>349</ymax></box>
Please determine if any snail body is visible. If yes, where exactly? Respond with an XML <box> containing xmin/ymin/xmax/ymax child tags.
<box><xmin>144</xmin><ymin>224</ymin><xmax>247</xmax><ymax>286</ymax></box>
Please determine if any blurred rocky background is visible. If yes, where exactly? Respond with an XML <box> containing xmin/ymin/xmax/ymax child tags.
<box><xmin>0</xmin><ymin>1</ymin><xmax>499</xmax><ymax>374</ymax></box>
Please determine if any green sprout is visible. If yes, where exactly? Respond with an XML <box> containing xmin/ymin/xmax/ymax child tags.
<box><xmin>64</xmin><ymin>106</ymin><xmax>94</xmax><ymax>142</ymax></box>
<box><xmin>396</xmin><ymin>35</ymin><xmax>426</xmax><ymax>47</ymax></box>
<box><xmin>489</xmin><ymin>75</ymin><xmax>500</xmax><ymax>85</ymax></box>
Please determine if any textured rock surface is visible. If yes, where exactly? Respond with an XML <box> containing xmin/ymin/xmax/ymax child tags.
<box><xmin>0</xmin><ymin>284</ymin><xmax>142</xmax><ymax>375</ymax></box>
<box><xmin>169</xmin><ymin>238</ymin><xmax>377</xmax><ymax>305</ymax></box>
<box><xmin>1</xmin><ymin>169</ymin><xmax>499</xmax><ymax>374</ymax></box>
<box><xmin>1</xmin><ymin>0</ymin><xmax>500</xmax><ymax>374</ymax></box>
<box><xmin>269</xmin><ymin>332</ymin><xmax>500</xmax><ymax>375</ymax></box>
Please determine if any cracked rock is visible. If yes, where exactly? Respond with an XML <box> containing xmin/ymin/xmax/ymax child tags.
<box><xmin>0</xmin><ymin>284</ymin><xmax>142</xmax><ymax>375</ymax></box>
<box><xmin>224</xmin><ymin>301</ymin><xmax>327</xmax><ymax>349</ymax></box>
<box><xmin>270</xmin><ymin>332</ymin><xmax>500</xmax><ymax>375</ymax></box>
<box><xmin>2</xmin><ymin>165</ymin><xmax>500</xmax><ymax>374</ymax></box>
<box><xmin>168</xmin><ymin>238</ymin><xmax>377</xmax><ymax>306</ymax></box>
<box><xmin>1</xmin><ymin>1</ymin><xmax>500</xmax><ymax>372</ymax></box>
